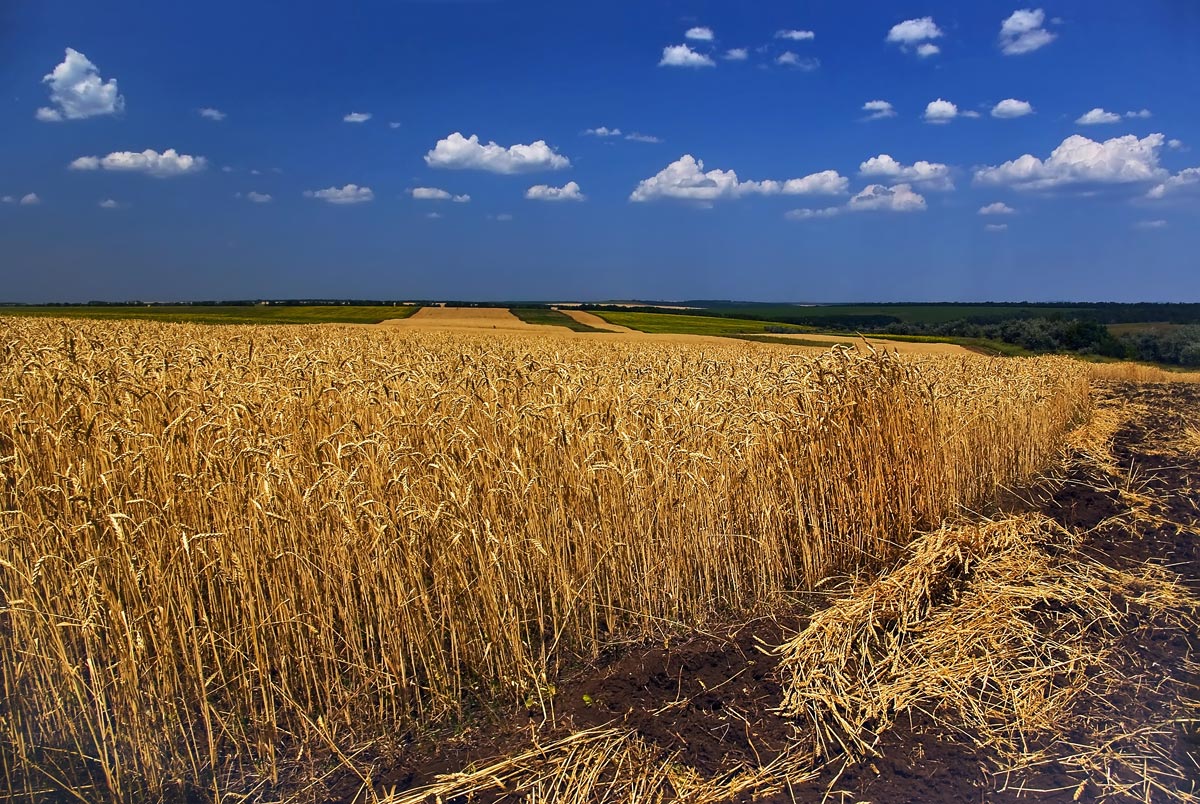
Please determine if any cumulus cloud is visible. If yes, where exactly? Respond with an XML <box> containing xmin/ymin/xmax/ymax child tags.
<box><xmin>389</xmin><ymin>122</ymin><xmax>402</xmax><ymax>129</ymax></box>
<box><xmin>999</xmin><ymin>9</ymin><xmax>1056</xmax><ymax>55</ymax></box>
<box><xmin>776</xmin><ymin>52</ymin><xmax>820</xmax><ymax>70</ymax></box>
<box><xmin>685</xmin><ymin>26</ymin><xmax>714</xmax><ymax>41</ymax></box>
<box><xmin>0</xmin><ymin>196</ymin><xmax>11</xmax><ymax>203</ymax></box>
<box><xmin>303</xmin><ymin>184</ymin><xmax>374</xmax><ymax>204</ymax></box>
<box><xmin>343</xmin><ymin>112</ymin><xmax>372</xmax><ymax>123</ymax></box>
<box><xmin>19</xmin><ymin>193</ymin><xmax>41</xmax><ymax>206</ymax></box>
<box><xmin>862</xmin><ymin>100</ymin><xmax>897</xmax><ymax>120</ymax></box>
<box><xmin>786</xmin><ymin>183</ymin><xmax>927</xmax><ymax>219</ymax></box>
<box><xmin>776</xmin><ymin>29</ymin><xmax>815</xmax><ymax>41</ymax></box>
<box><xmin>36</xmin><ymin>48</ymin><xmax>124</xmax><ymax>121</ymax></box>
<box><xmin>69</xmin><ymin>148</ymin><xmax>207</xmax><ymax>178</ymax></box>
<box><xmin>974</xmin><ymin>133</ymin><xmax>1167</xmax><ymax>191</ymax></box>
<box><xmin>1125</xmin><ymin>109</ymin><xmax>1152</xmax><ymax>119</ymax></box>
<box><xmin>1146</xmin><ymin>167</ymin><xmax>1200</xmax><ymax>199</ymax></box>
<box><xmin>659</xmin><ymin>44</ymin><xmax>716</xmax><ymax>68</ymax></box>
<box><xmin>886</xmin><ymin>17</ymin><xmax>943</xmax><ymax>55</ymax></box>
<box><xmin>584</xmin><ymin>126</ymin><xmax>622</xmax><ymax>137</ymax></box>
<box><xmin>425</xmin><ymin>132</ymin><xmax>570</xmax><ymax>173</ymax></box>
<box><xmin>426</xmin><ymin>212</ymin><xmax>442</xmax><ymax>219</ymax></box>
<box><xmin>98</xmin><ymin>198</ymin><xmax>120</xmax><ymax>209</ymax></box>
<box><xmin>979</xmin><ymin>202</ymin><xmax>1016</xmax><ymax>215</ymax></box>
<box><xmin>488</xmin><ymin>213</ymin><xmax>514</xmax><ymax>221</ymax></box>
<box><xmin>847</xmin><ymin>183</ymin><xmax>926</xmax><ymax>212</ymax></box>
<box><xmin>198</xmin><ymin>107</ymin><xmax>226</xmax><ymax>121</ymax></box>
<box><xmin>526</xmin><ymin>181</ymin><xmax>586</xmax><ymax>201</ymax></box>
<box><xmin>860</xmin><ymin>154</ymin><xmax>954</xmax><ymax>190</ymax></box>
<box><xmin>992</xmin><ymin>98</ymin><xmax>1034</xmax><ymax>118</ymax></box>
<box><xmin>1134</xmin><ymin>219</ymin><xmax>1167</xmax><ymax>230</ymax></box>
<box><xmin>985</xmin><ymin>223</ymin><xmax>1009</xmax><ymax>231</ymax></box>
<box><xmin>724</xmin><ymin>48</ymin><xmax>749</xmax><ymax>61</ymax></box>
<box><xmin>924</xmin><ymin>98</ymin><xmax>958</xmax><ymax>124</ymax></box>
<box><xmin>1076</xmin><ymin>108</ymin><xmax>1120</xmax><ymax>125</ymax></box>
<box><xmin>626</xmin><ymin>132</ymin><xmax>662</xmax><ymax>143</ymax></box>
<box><xmin>1168</xmin><ymin>139</ymin><xmax>1184</xmax><ymax>150</ymax></box>
<box><xmin>245</xmin><ymin>191</ymin><xmax>272</xmax><ymax>203</ymax></box>
<box><xmin>411</xmin><ymin>187</ymin><xmax>470</xmax><ymax>202</ymax></box>
<box><xmin>629</xmin><ymin>155</ymin><xmax>847</xmax><ymax>203</ymax></box>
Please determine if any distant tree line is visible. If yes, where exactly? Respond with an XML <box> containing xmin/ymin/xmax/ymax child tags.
<box><xmin>881</xmin><ymin>319</ymin><xmax>1200</xmax><ymax>366</ymax></box>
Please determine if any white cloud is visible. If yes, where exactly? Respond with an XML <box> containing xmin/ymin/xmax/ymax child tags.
<box><xmin>859</xmin><ymin>154</ymin><xmax>954</xmax><ymax>190</ymax></box>
<box><xmin>584</xmin><ymin>126</ymin><xmax>622</xmax><ymax>137</ymax></box>
<box><xmin>245</xmin><ymin>191</ymin><xmax>272</xmax><ymax>203</ymax></box>
<box><xmin>425</xmin><ymin>132</ymin><xmax>570</xmax><ymax>173</ymax></box>
<box><xmin>1125</xmin><ymin>109</ymin><xmax>1152</xmax><ymax>119</ymax></box>
<box><xmin>526</xmin><ymin>181</ymin><xmax>586</xmax><ymax>201</ymax></box>
<box><xmin>303</xmin><ymin>184</ymin><xmax>374</xmax><ymax>204</ymax></box>
<box><xmin>629</xmin><ymin>155</ymin><xmax>847</xmax><ymax>202</ymax></box>
<box><xmin>776</xmin><ymin>29</ymin><xmax>815</xmax><ymax>41</ymax></box>
<box><xmin>1146</xmin><ymin>167</ymin><xmax>1200</xmax><ymax>199</ymax></box>
<box><xmin>36</xmin><ymin>47</ymin><xmax>124</xmax><ymax>121</ymax></box>
<box><xmin>411</xmin><ymin>187</ymin><xmax>451</xmax><ymax>200</ymax></box>
<box><xmin>1076</xmin><ymin>108</ymin><xmax>1120</xmax><ymax>125</ymax></box>
<box><xmin>343</xmin><ymin>112</ymin><xmax>372</xmax><ymax>123</ymax></box>
<box><xmin>1168</xmin><ymin>139</ymin><xmax>1184</xmax><ymax>150</ymax></box>
<box><xmin>862</xmin><ymin>100</ymin><xmax>896</xmax><ymax>120</ymax></box>
<box><xmin>786</xmin><ymin>183</ymin><xmax>927</xmax><ymax>219</ymax></box>
<box><xmin>776</xmin><ymin>52</ymin><xmax>820</xmax><ymax>70</ymax></box>
<box><xmin>991</xmin><ymin>98</ymin><xmax>1034</xmax><ymax>118</ymax></box>
<box><xmin>784</xmin><ymin>207</ymin><xmax>840</xmax><ymax>220</ymax></box>
<box><xmin>626</xmin><ymin>132</ymin><xmax>662</xmax><ymax>143</ymax></box>
<box><xmin>411</xmin><ymin>187</ymin><xmax>470</xmax><ymax>202</ymax></box>
<box><xmin>1134</xmin><ymin>219</ymin><xmax>1167</xmax><ymax>230</ymax></box>
<box><xmin>69</xmin><ymin>148</ymin><xmax>207</xmax><ymax>178</ymax></box>
<box><xmin>985</xmin><ymin>223</ymin><xmax>1009</xmax><ymax>231</ymax></box>
<box><xmin>923</xmin><ymin>98</ymin><xmax>958</xmax><ymax>124</ymax></box>
<box><xmin>999</xmin><ymin>8</ymin><xmax>1056</xmax><ymax>54</ymax></box>
<box><xmin>0</xmin><ymin>196</ymin><xmax>12</xmax><ymax>203</ymax></box>
<box><xmin>847</xmin><ymin>183</ymin><xmax>926</xmax><ymax>212</ymax></box>
<box><xmin>975</xmin><ymin>133</ymin><xmax>1167</xmax><ymax>191</ymax></box>
<box><xmin>389</xmin><ymin>122</ymin><xmax>402</xmax><ymax>129</ymax></box>
<box><xmin>887</xmin><ymin>17</ymin><xmax>943</xmax><ymax>45</ymax></box>
<box><xmin>724</xmin><ymin>48</ymin><xmax>749</xmax><ymax>61</ymax></box>
<box><xmin>685</xmin><ymin>26</ymin><xmax>714</xmax><ymax>41</ymax></box>
<box><xmin>426</xmin><ymin>212</ymin><xmax>442</xmax><ymax>219</ymax></box>
<box><xmin>659</xmin><ymin>44</ymin><xmax>716</xmax><ymax>68</ymax></box>
<box><xmin>887</xmin><ymin>17</ymin><xmax>942</xmax><ymax>56</ymax></box>
<box><xmin>98</xmin><ymin>198</ymin><xmax>121</xmax><ymax>208</ymax></box>
<box><xmin>979</xmin><ymin>202</ymin><xmax>1016</xmax><ymax>215</ymax></box>
<box><xmin>198</xmin><ymin>107</ymin><xmax>226</xmax><ymax>121</ymax></box>
<box><xmin>489</xmin><ymin>213</ymin><xmax>514</xmax><ymax>221</ymax></box>
<box><xmin>19</xmin><ymin>193</ymin><xmax>41</xmax><ymax>206</ymax></box>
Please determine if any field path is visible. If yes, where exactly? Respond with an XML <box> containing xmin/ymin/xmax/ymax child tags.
<box><xmin>554</xmin><ymin>308</ymin><xmax>633</xmax><ymax>332</ymax></box>
<box><xmin>760</xmin><ymin>332</ymin><xmax>972</xmax><ymax>355</ymax></box>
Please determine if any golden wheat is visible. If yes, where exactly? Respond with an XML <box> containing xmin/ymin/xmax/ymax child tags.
<box><xmin>0</xmin><ymin>317</ymin><xmax>1089</xmax><ymax>801</ymax></box>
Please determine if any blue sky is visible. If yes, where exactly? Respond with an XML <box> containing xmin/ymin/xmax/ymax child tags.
<box><xmin>1</xmin><ymin>0</ymin><xmax>1198</xmax><ymax>303</ymax></box>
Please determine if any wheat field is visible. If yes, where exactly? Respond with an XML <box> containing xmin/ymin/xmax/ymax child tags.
<box><xmin>0</xmin><ymin>317</ymin><xmax>1090</xmax><ymax>801</ymax></box>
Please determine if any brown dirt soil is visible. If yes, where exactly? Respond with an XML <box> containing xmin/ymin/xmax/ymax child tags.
<box><xmin>331</xmin><ymin>380</ymin><xmax>1199</xmax><ymax>804</ymax></box>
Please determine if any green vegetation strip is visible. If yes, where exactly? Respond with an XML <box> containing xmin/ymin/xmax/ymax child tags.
<box><xmin>508</xmin><ymin>308</ymin><xmax>606</xmax><ymax>332</ymax></box>
<box><xmin>0</xmin><ymin>305</ymin><xmax>418</xmax><ymax>325</ymax></box>
<box><xmin>593</xmin><ymin>311</ymin><xmax>811</xmax><ymax>336</ymax></box>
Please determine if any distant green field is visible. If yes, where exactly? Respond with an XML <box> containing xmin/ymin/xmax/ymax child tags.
<box><xmin>0</xmin><ymin>305</ymin><xmax>418</xmax><ymax>325</ymax></box>
<box><xmin>509</xmin><ymin>307</ymin><xmax>605</xmax><ymax>332</ymax></box>
<box><xmin>593</xmin><ymin>311</ymin><xmax>811</xmax><ymax>335</ymax></box>
<box><xmin>689</xmin><ymin>303</ymin><xmax>1093</xmax><ymax>326</ymax></box>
